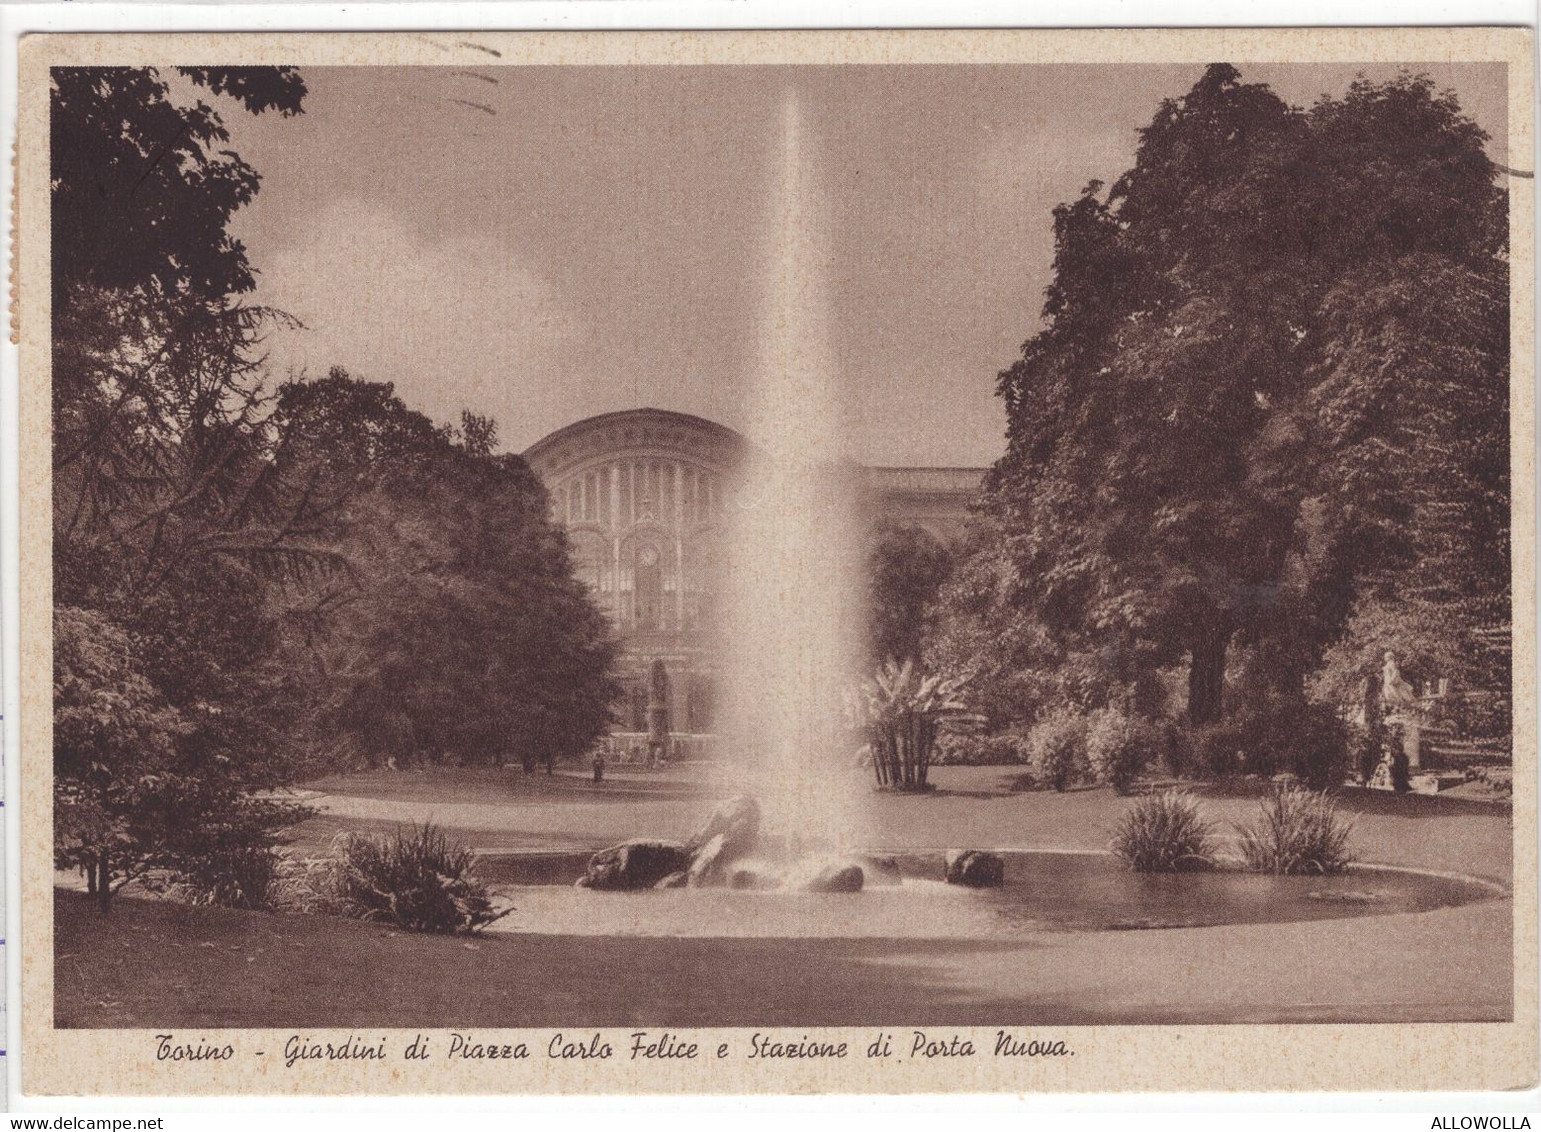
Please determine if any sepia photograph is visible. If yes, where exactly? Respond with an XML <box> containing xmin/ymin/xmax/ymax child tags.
<box><xmin>13</xmin><ymin>27</ymin><xmax>1535</xmax><ymax>1095</ymax></box>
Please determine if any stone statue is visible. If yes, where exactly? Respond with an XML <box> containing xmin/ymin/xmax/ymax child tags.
<box><xmin>1382</xmin><ymin>651</ymin><xmax>1419</xmax><ymax>709</ymax></box>
<box><xmin>646</xmin><ymin>658</ymin><xmax>671</xmax><ymax>766</ymax></box>
<box><xmin>1380</xmin><ymin>651</ymin><xmax>1422</xmax><ymax>771</ymax></box>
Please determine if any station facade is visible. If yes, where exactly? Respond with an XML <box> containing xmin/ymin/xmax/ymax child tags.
<box><xmin>521</xmin><ymin>408</ymin><xmax>984</xmax><ymax>738</ymax></box>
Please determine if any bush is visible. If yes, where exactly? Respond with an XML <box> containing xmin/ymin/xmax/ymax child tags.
<box><xmin>1436</xmin><ymin>691</ymin><xmax>1511</xmax><ymax>742</ymax></box>
<box><xmin>1377</xmin><ymin>721</ymin><xmax>1412</xmax><ymax>792</ymax></box>
<box><xmin>1235</xmin><ymin>786</ymin><xmax>1355</xmax><ymax>875</ymax></box>
<box><xmin>1282</xmin><ymin>702</ymin><xmax>1350</xmax><ymax>790</ymax></box>
<box><xmin>1085</xmin><ymin>708</ymin><xmax>1161</xmax><ymax>793</ymax></box>
<box><xmin>1464</xmin><ymin>764</ymin><xmax>1513</xmax><ymax>796</ymax></box>
<box><xmin>1173</xmin><ymin>698</ymin><xmax>1349</xmax><ymax>788</ymax></box>
<box><xmin>166</xmin><ymin>845</ymin><xmax>286</xmax><ymax>911</ymax></box>
<box><xmin>934</xmin><ymin>730</ymin><xmax>1031</xmax><ymax>766</ymax></box>
<box><xmin>1110</xmin><ymin>790</ymin><xmax>1215</xmax><ymax>872</ymax></box>
<box><xmin>329</xmin><ymin>824</ymin><xmax>511</xmax><ymax>934</ymax></box>
<box><xmin>1188</xmin><ymin>719</ymin><xmax>1251</xmax><ymax>777</ymax></box>
<box><xmin>1025</xmin><ymin>709</ymin><xmax>1089</xmax><ymax>791</ymax></box>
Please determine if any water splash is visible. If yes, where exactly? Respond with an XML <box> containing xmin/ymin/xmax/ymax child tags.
<box><xmin>718</xmin><ymin>93</ymin><xmax>864</xmax><ymax>854</ymax></box>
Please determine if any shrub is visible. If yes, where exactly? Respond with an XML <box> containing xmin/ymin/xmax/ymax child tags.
<box><xmin>1281</xmin><ymin>701</ymin><xmax>1350</xmax><ymax>790</ymax></box>
<box><xmin>934</xmin><ymin>730</ymin><xmax>1031</xmax><ymax>766</ymax></box>
<box><xmin>1352</xmin><ymin>720</ymin><xmax>1383</xmax><ymax>785</ymax></box>
<box><xmin>1175</xmin><ymin>698</ymin><xmax>1349</xmax><ymax>787</ymax></box>
<box><xmin>1025</xmin><ymin>709</ymin><xmax>1089</xmax><ymax>791</ymax></box>
<box><xmin>1160</xmin><ymin>720</ymin><xmax>1204</xmax><ymax>778</ymax></box>
<box><xmin>329</xmin><ymin>824</ymin><xmax>511</xmax><ymax>934</ymax></box>
<box><xmin>1235</xmin><ymin>786</ymin><xmax>1355</xmax><ymax>875</ymax></box>
<box><xmin>263</xmin><ymin>852</ymin><xmax>350</xmax><ymax>915</ymax></box>
<box><xmin>1110</xmin><ymin>790</ymin><xmax>1215</xmax><ymax>872</ymax></box>
<box><xmin>1085</xmin><ymin>708</ymin><xmax>1161</xmax><ymax>794</ymax></box>
<box><xmin>1464</xmin><ymin>764</ymin><xmax>1513</xmax><ymax>796</ymax></box>
<box><xmin>1435</xmin><ymin>690</ymin><xmax>1511</xmax><ymax>741</ymax></box>
<box><xmin>167</xmin><ymin>845</ymin><xmax>285</xmax><ymax>911</ymax></box>
<box><xmin>1189</xmin><ymin>718</ymin><xmax>1251</xmax><ymax>777</ymax></box>
<box><xmin>846</xmin><ymin>659</ymin><xmax>974</xmax><ymax>791</ymax></box>
<box><xmin>1384</xmin><ymin>722</ymin><xmax>1412</xmax><ymax>792</ymax></box>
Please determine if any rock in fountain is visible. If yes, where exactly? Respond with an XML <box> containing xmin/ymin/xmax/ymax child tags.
<box><xmin>790</xmin><ymin>859</ymin><xmax>865</xmax><ymax>893</ymax></box>
<box><xmin>858</xmin><ymin>854</ymin><xmax>903</xmax><ymax>886</ymax></box>
<box><xmin>577</xmin><ymin>795</ymin><xmax>763</xmax><ymax>891</ymax></box>
<box><xmin>689</xmin><ymin>794</ymin><xmax>762</xmax><ymax>864</ymax></box>
<box><xmin>579</xmin><ymin>840</ymin><xmax>695</xmax><ymax>891</ymax></box>
<box><xmin>577</xmin><ymin>794</ymin><xmax>869</xmax><ymax>893</ymax></box>
<box><xmin>945</xmin><ymin>849</ymin><xmax>1005</xmax><ymax>888</ymax></box>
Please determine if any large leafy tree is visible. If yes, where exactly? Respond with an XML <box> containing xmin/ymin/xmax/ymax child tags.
<box><xmin>53</xmin><ymin>64</ymin><xmax>318</xmax><ymax>616</ymax></box>
<box><xmin>977</xmin><ymin>65</ymin><xmax>1508</xmax><ymax>728</ymax></box>
<box><xmin>51</xmin><ymin>67</ymin><xmax>322</xmax><ymax>907</ymax></box>
<box><xmin>51</xmin><ymin>66</ymin><xmax>305</xmax><ymax>305</ymax></box>
<box><xmin>269</xmin><ymin>371</ymin><xmax>620</xmax><ymax>772</ymax></box>
<box><xmin>866</xmin><ymin>522</ymin><xmax>956</xmax><ymax>665</ymax></box>
<box><xmin>1306</xmin><ymin>252</ymin><xmax>1510</xmax><ymax>727</ymax></box>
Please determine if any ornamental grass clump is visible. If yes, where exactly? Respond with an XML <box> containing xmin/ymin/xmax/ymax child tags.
<box><xmin>1110</xmin><ymin>790</ymin><xmax>1215</xmax><ymax>873</ymax></box>
<box><xmin>329</xmin><ymin>823</ymin><xmax>511</xmax><ymax>934</ymax></box>
<box><xmin>164</xmin><ymin>845</ymin><xmax>287</xmax><ymax>911</ymax></box>
<box><xmin>1235</xmin><ymin>785</ymin><xmax>1355</xmax><ymax>875</ymax></box>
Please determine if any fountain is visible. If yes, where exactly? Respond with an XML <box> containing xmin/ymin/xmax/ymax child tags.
<box><xmin>716</xmin><ymin>91</ymin><xmax>865</xmax><ymax>859</ymax></box>
<box><xmin>573</xmin><ymin>92</ymin><xmax>870</xmax><ymax>893</ymax></box>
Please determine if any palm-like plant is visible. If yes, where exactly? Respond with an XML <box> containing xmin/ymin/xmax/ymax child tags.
<box><xmin>845</xmin><ymin>658</ymin><xmax>976</xmax><ymax>792</ymax></box>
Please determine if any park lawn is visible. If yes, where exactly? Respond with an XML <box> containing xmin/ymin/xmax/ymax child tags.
<box><xmin>301</xmin><ymin>763</ymin><xmax>707</xmax><ymax>805</ymax></box>
<box><xmin>54</xmin><ymin>880</ymin><xmax>1513</xmax><ymax>1030</ymax></box>
<box><xmin>53</xmin><ymin>889</ymin><xmax>1029</xmax><ymax>1030</ymax></box>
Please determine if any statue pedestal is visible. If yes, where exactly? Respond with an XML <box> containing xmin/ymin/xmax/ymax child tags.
<box><xmin>1389</xmin><ymin>714</ymin><xmax>1421</xmax><ymax>770</ymax></box>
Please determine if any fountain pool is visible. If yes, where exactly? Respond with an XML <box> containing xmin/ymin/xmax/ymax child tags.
<box><xmin>473</xmin><ymin>849</ymin><xmax>1502</xmax><ymax>940</ymax></box>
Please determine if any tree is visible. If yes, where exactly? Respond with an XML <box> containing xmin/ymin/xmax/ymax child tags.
<box><xmin>1306</xmin><ymin>255</ymin><xmax>1510</xmax><ymax>731</ymax></box>
<box><xmin>982</xmin><ymin>65</ymin><xmax>1508</xmax><ymax>730</ymax></box>
<box><xmin>866</xmin><ymin>523</ymin><xmax>955</xmax><ymax>665</ymax></box>
<box><xmin>51</xmin><ymin>66</ymin><xmax>305</xmax><ymax>306</ymax></box>
<box><xmin>268</xmin><ymin>371</ymin><xmax>621</xmax><ymax>772</ymax></box>
<box><xmin>990</xmin><ymin>66</ymin><xmax>1313</xmax><ymax>725</ymax></box>
<box><xmin>54</xmin><ymin>607</ymin><xmax>183</xmax><ymax>911</ymax></box>
<box><xmin>54</xmin><ymin>606</ymin><xmax>307</xmax><ymax>911</ymax></box>
<box><xmin>51</xmin><ymin>67</ymin><xmax>316</xmax><ymax>906</ymax></box>
<box><xmin>922</xmin><ymin>524</ymin><xmax>1086</xmax><ymax>731</ymax></box>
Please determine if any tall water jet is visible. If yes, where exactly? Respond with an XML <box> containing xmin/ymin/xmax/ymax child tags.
<box><xmin>719</xmin><ymin>93</ymin><xmax>865</xmax><ymax>855</ymax></box>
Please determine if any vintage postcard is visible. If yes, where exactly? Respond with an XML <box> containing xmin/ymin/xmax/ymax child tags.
<box><xmin>12</xmin><ymin>27</ymin><xmax>1537</xmax><ymax>1096</ymax></box>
